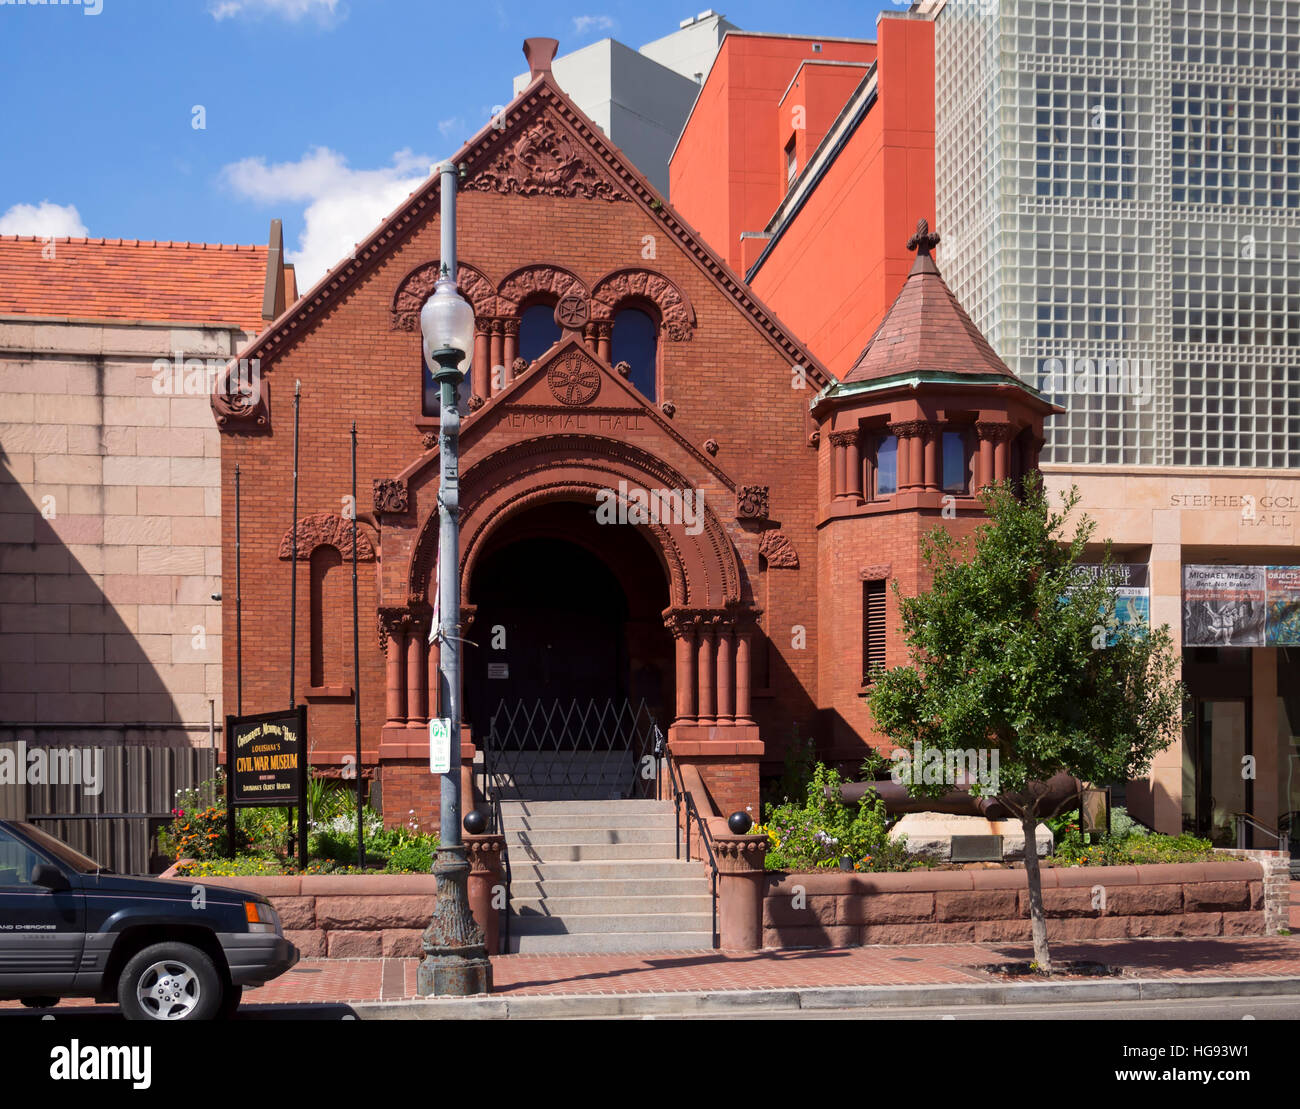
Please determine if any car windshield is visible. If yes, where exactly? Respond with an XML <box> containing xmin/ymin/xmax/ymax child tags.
<box><xmin>14</xmin><ymin>822</ymin><xmax>107</xmax><ymax>874</ymax></box>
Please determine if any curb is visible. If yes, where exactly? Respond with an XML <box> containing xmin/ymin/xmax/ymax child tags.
<box><xmin>350</xmin><ymin>974</ymin><xmax>1300</xmax><ymax>1019</ymax></box>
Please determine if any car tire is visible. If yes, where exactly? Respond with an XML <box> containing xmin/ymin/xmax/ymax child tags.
<box><xmin>217</xmin><ymin>984</ymin><xmax>243</xmax><ymax>1020</ymax></box>
<box><xmin>117</xmin><ymin>942</ymin><xmax>222</xmax><ymax>1021</ymax></box>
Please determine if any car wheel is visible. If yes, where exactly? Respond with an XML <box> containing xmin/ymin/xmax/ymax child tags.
<box><xmin>217</xmin><ymin>984</ymin><xmax>243</xmax><ymax>1019</ymax></box>
<box><xmin>117</xmin><ymin>942</ymin><xmax>222</xmax><ymax>1021</ymax></box>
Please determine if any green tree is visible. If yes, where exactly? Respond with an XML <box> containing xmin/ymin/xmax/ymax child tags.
<box><xmin>867</xmin><ymin>474</ymin><xmax>1185</xmax><ymax>971</ymax></box>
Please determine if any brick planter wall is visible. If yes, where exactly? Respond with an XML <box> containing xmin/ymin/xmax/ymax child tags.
<box><xmin>189</xmin><ymin>875</ymin><xmax>438</xmax><ymax>959</ymax></box>
<box><xmin>762</xmin><ymin>860</ymin><xmax>1271</xmax><ymax>949</ymax></box>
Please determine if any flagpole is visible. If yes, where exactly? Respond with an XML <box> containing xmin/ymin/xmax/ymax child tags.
<box><xmin>352</xmin><ymin>421</ymin><xmax>364</xmax><ymax>869</ymax></box>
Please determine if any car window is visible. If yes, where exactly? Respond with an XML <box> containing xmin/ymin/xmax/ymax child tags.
<box><xmin>0</xmin><ymin>827</ymin><xmax>46</xmax><ymax>887</ymax></box>
<box><xmin>13</xmin><ymin>823</ymin><xmax>102</xmax><ymax>874</ymax></box>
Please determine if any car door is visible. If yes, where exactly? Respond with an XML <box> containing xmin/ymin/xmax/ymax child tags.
<box><xmin>0</xmin><ymin>825</ymin><xmax>85</xmax><ymax>992</ymax></box>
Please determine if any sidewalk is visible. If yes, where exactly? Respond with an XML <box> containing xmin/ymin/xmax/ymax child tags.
<box><xmin>250</xmin><ymin>934</ymin><xmax>1300</xmax><ymax>1007</ymax></box>
<box><xmin>2</xmin><ymin>934</ymin><xmax>1295</xmax><ymax>1016</ymax></box>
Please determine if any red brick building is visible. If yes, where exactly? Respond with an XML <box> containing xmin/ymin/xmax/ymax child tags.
<box><xmin>213</xmin><ymin>39</ymin><xmax>1054</xmax><ymax>830</ymax></box>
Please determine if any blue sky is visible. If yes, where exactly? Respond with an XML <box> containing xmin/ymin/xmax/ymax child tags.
<box><xmin>0</xmin><ymin>0</ymin><xmax>893</xmax><ymax>287</ymax></box>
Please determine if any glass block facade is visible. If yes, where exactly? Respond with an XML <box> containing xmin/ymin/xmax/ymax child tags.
<box><xmin>932</xmin><ymin>0</ymin><xmax>1300</xmax><ymax>467</ymax></box>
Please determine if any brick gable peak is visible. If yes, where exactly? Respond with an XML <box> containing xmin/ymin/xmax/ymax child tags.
<box><xmin>224</xmin><ymin>38</ymin><xmax>832</xmax><ymax>395</ymax></box>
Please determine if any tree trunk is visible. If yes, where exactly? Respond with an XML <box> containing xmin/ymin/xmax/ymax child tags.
<box><xmin>1021</xmin><ymin>813</ymin><xmax>1052</xmax><ymax>972</ymax></box>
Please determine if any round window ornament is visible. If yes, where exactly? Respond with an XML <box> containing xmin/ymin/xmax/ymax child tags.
<box><xmin>547</xmin><ymin>351</ymin><xmax>602</xmax><ymax>406</ymax></box>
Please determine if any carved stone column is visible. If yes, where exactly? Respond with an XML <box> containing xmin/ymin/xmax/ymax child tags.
<box><xmin>671</xmin><ymin>617</ymin><xmax>696</xmax><ymax>724</ymax></box>
<box><xmin>594</xmin><ymin>320</ymin><xmax>612</xmax><ymax>363</ymax></box>
<box><xmin>976</xmin><ymin>421</ymin><xmax>1014</xmax><ymax>488</ymax></box>
<box><xmin>489</xmin><ymin>319</ymin><xmax>504</xmax><ymax>392</ymax></box>
<box><xmin>696</xmin><ymin>623</ymin><xmax>716</xmax><ymax>726</ymax></box>
<box><xmin>921</xmin><ymin>422</ymin><xmax>939</xmax><ymax>490</ymax></box>
<box><xmin>828</xmin><ymin>429</ymin><xmax>862</xmax><ymax>503</ymax></box>
<box><xmin>888</xmin><ymin>422</ymin><xmax>912</xmax><ymax>491</ymax></box>
<box><xmin>501</xmin><ymin>318</ymin><xmax>519</xmax><ymax>384</ymax></box>
<box><xmin>379</xmin><ymin>609</ymin><xmax>407</xmax><ymax>725</ymax></box>
<box><xmin>714</xmin><ymin>835</ymin><xmax>769</xmax><ymax>951</ymax></box>
<box><xmin>405</xmin><ymin>611</ymin><xmax>427</xmax><ymax>728</ymax></box>
<box><xmin>715</xmin><ymin>625</ymin><xmax>734</xmax><ymax>722</ymax></box>
<box><xmin>734</xmin><ymin>627</ymin><xmax>754</xmax><ymax>726</ymax></box>
<box><xmin>472</xmin><ymin>322</ymin><xmax>491</xmax><ymax>403</ymax></box>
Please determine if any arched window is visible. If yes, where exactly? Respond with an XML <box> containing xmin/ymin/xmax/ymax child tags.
<box><xmin>519</xmin><ymin>302</ymin><xmax>561</xmax><ymax>364</ymax></box>
<box><xmin>309</xmin><ymin>545</ymin><xmax>344</xmax><ymax>690</ymax></box>
<box><xmin>612</xmin><ymin>306</ymin><xmax>658</xmax><ymax>400</ymax></box>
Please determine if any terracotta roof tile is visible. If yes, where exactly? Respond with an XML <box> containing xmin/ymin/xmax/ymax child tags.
<box><xmin>0</xmin><ymin>236</ymin><xmax>270</xmax><ymax>332</ymax></box>
<box><xmin>842</xmin><ymin>221</ymin><xmax>1018</xmax><ymax>386</ymax></box>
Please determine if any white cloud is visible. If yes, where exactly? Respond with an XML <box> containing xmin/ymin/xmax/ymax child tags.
<box><xmin>221</xmin><ymin>146</ymin><xmax>432</xmax><ymax>288</ymax></box>
<box><xmin>438</xmin><ymin>117</ymin><xmax>463</xmax><ymax>139</ymax></box>
<box><xmin>209</xmin><ymin>0</ymin><xmax>342</xmax><ymax>22</ymax></box>
<box><xmin>0</xmin><ymin>201</ymin><xmax>89</xmax><ymax>238</ymax></box>
<box><xmin>573</xmin><ymin>14</ymin><xmax>615</xmax><ymax>35</ymax></box>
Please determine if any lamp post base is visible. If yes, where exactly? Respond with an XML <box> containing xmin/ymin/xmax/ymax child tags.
<box><xmin>417</xmin><ymin>845</ymin><xmax>493</xmax><ymax>996</ymax></box>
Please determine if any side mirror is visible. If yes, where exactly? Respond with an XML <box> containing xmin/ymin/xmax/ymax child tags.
<box><xmin>31</xmin><ymin>862</ymin><xmax>70</xmax><ymax>891</ymax></box>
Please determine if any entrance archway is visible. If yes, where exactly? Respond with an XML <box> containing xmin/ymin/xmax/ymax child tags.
<box><xmin>465</xmin><ymin>500</ymin><xmax>672</xmax><ymax>741</ymax></box>
<box><xmin>464</xmin><ymin>499</ymin><xmax>672</xmax><ymax>798</ymax></box>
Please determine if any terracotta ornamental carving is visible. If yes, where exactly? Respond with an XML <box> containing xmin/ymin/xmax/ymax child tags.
<box><xmin>736</xmin><ymin>485</ymin><xmax>770</xmax><ymax>520</ymax></box>
<box><xmin>278</xmin><ymin>513</ymin><xmax>376</xmax><ymax>561</ymax></box>
<box><xmin>372</xmin><ymin>477</ymin><xmax>409</xmax><ymax>515</ymax></box>
<box><xmin>555</xmin><ymin>292</ymin><xmax>590</xmax><ymax>330</ymax></box>
<box><xmin>758</xmin><ymin>529</ymin><xmax>799</xmax><ymax>569</ymax></box>
<box><xmin>496</xmin><ymin>264</ymin><xmax>588</xmax><ymax>312</ymax></box>
<box><xmin>547</xmin><ymin>350</ymin><xmax>602</xmax><ymax>406</ymax></box>
<box><xmin>464</xmin><ymin>115</ymin><xmax>630</xmax><ymax>202</ymax></box>
<box><xmin>590</xmin><ymin>268</ymin><xmax>695</xmax><ymax>342</ymax></box>
<box><xmin>391</xmin><ymin>261</ymin><xmax>496</xmax><ymax>331</ymax></box>
<box><xmin>211</xmin><ymin>370</ymin><xmax>270</xmax><ymax>433</ymax></box>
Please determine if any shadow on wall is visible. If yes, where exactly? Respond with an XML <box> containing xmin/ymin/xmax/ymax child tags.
<box><xmin>0</xmin><ymin>444</ymin><xmax>212</xmax><ymax>872</ymax></box>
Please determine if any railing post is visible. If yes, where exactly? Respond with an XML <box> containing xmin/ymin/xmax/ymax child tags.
<box><xmin>713</xmin><ymin>834</ymin><xmax>768</xmax><ymax>951</ymax></box>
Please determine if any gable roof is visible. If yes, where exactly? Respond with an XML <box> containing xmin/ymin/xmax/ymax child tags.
<box><xmin>841</xmin><ymin>220</ymin><xmax>1020</xmax><ymax>386</ymax></box>
<box><xmin>0</xmin><ymin>236</ymin><xmax>273</xmax><ymax>332</ymax></box>
<box><xmin>232</xmin><ymin>47</ymin><xmax>833</xmax><ymax>390</ymax></box>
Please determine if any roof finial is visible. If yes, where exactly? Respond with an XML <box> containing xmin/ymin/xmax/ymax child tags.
<box><xmin>906</xmin><ymin>217</ymin><xmax>940</xmax><ymax>255</ymax></box>
<box><xmin>523</xmin><ymin>37</ymin><xmax>559</xmax><ymax>80</ymax></box>
<box><xmin>906</xmin><ymin>218</ymin><xmax>941</xmax><ymax>275</ymax></box>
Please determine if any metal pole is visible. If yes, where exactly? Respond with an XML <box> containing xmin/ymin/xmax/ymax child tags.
<box><xmin>352</xmin><ymin>422</ymin><xmax>364</xmax><ymax>869</ymax></box>
<box><xmin>288</xmin><ymin>380</ymin><xmax>301</xmax><ymax>861</ymax></box>
<box><xmin>235</xmin><ymin>462</ymin><xmax>243</xmax><ymax>716</ymax></box>
<box><xmin>417</xmin><ymin>161</ymin><xmax>491</xmax><ymax>997</ymax></box>
<box><xmin>289</xmin><ymin>381</ymin><xmax>301</xmax><ymax>709</ymax></box>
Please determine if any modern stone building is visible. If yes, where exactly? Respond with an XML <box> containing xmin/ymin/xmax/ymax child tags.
<box><xmin>0</xmin><ymin>229</ymin><xmax>293</xmax><ymax>864</ymax></box>
<box><xmin>671</xmin><ymin>1</ymin><xmax>1300</xmax><ymax>842</ymax></box>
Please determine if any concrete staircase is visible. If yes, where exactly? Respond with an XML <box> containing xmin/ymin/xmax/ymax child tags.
<box><xmin>489</xmin><ymin>751</ymin><xmax>638</xmax><ymax>801</ymax></box>
<box><xmin>498</xmin><ymin>799</ymin><xmax>715</xmax><ymax>953</ymax></box>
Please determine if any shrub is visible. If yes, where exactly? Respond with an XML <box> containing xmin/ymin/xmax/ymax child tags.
<box><xmin>761</xmin><ymin>763</ymin><xmax>914</xmax><ymax>871</ymax></box>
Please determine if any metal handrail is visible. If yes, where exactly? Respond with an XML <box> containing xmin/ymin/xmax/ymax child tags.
<box><xmin>663</xmin><ymin>747</ymin><xmax>720</xmax><ymax>949</ymax></box>
<box><xmin>1231</xmin><ymin>811</ymin><xmax>1288</xmax><ymax>851</ymax></box>
<box><xmin>479</xmin><ymin>728</ymin><xmax>513</xmax><ymax>955</ymax></box>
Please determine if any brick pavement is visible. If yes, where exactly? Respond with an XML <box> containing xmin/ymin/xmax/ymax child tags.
<box><xmin>5</xmin><ymin>934</ymin><xmax>1296</xmax><ymax>1011</ymax></box>
<box><xmin>243</xmin><ymin>934</ymin><xmax>1300</xmax><ymax>1005</ymax></box>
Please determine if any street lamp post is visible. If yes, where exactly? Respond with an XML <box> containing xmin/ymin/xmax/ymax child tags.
<box><xmin>416</xmin><ymin>161</ymin><xmax>492</xmax><ymax>997</ymax></box>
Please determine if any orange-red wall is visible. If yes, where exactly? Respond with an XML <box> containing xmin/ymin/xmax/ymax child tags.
<box><xmin>749</xmin><ymin>16</ymin><xmax>935</xmax><ymax>378</ymax></box>
<box><xmin>670</xmin><ymin>33</ymin><xmax>877</xmax><ymax>274</ymax></box>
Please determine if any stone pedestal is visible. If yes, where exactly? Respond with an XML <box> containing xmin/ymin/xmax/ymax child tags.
<box><xmin>466</xmin><ymin>833</ymin><xmax>506</xmax><ymax>955</ymax></box>
<box><xmin>714</xmin><ymin>833</ymin><xmax>769</xmax><ymax>951</ymax></box>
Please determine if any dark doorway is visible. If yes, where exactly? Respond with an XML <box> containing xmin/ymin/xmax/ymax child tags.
<box><xmin>465</xmin><ymin>501</ymin><xmax>673</xmax><ymax>746</ymax></box>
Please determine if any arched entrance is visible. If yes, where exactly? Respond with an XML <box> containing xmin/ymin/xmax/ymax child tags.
<box><xmin>465</xmin><ymin>500</ymin><xmax>673</xmax><ymax>798</ymax></box>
